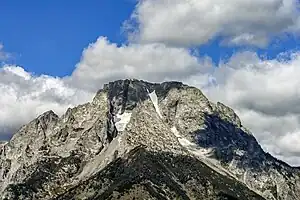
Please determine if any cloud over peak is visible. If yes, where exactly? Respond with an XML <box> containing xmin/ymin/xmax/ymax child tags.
<box><xmin>70</xmin><ymin>37</ymin><xmax>213</xmax><ymax>91</ymax></box>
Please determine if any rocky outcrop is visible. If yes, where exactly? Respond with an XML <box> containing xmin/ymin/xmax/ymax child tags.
<box><xmin>0</xmin><ymin>79</ymin><xmax>299</xmax><ymax>200</ymax></box>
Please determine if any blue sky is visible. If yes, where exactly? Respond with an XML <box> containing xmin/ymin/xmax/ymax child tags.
<box><xmin>1</xmin><ymin>0</ymin><xmax>300</xmax><ymax>75</ymax></box>
<box><xmin>0</xmin><ymin>0</ymin><xmax>135</xmax><ymax>76</ymax></box>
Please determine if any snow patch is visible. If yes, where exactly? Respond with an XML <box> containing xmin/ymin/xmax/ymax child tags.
<box><xmin>171</xmin><ymin>126</ymin><xmax>180</xmax><ymax>137</ymax></box>
<box><xmin>114</xmin><ymin>112</ymin><xmax>132</xmax><ymax>131</ymax></box>
<box><xmin>148</xmin><ymin>90</ymin><xmax>163</xmax><ymax>119</ymax></box>
<box><xmin>170</xmin><ymin>126</ymin><xmax>231</xmax><ymax>176</ymax></box>
<box><xmin>171</xmin><ymin>126</ymin><xmax>212</xmax><ymax>156</ymax></box>
<box><xmin>0</xmin><ymin>141</ymin><xmax>8</xmax><ymax>146</ymax></box>
<box><xmin>235</xmin><ymin>149</ymin><xmax>245</xmax><ymax>156</ymax></box>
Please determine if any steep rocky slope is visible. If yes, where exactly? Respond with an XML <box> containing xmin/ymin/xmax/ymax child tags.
<box><xmin>0</xmin><ymin>79</ymin><xmax>299</xmax><ymax>200</ymax></box>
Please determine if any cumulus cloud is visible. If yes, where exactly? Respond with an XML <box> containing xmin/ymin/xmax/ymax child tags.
<box><xmin>0</xmin><ymin>66</ymin><xmax>93</xmax><ymax>139</ymax></box>
<box><xmin>125</xmin><ymin>0</ymin><xmax>300</xmax><ymax>47</ymax></box>
<box><xmin>69</xmin><ymin>37</ymin><xmax>213</xmax><ymax>91</ymax></box>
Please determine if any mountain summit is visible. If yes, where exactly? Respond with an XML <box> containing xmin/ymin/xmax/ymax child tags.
<box><xmin>0</xmin><ymin>79</ymin><xmax>299</xmax><ymax>200</ymax></box>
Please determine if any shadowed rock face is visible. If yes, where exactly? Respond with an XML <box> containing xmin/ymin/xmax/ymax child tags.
<box><xmin>0</xmin><ymin>79</ymin><xmax>299</xmax><ymax>200</ymax></box>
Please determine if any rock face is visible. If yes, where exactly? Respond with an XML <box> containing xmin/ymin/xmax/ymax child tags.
<box><xmin>0</xmin><ymin>79</ymin><xmax>299</xmax><ymax>200</ymax></box>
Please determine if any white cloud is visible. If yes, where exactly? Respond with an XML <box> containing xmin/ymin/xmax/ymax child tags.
<box><xmin>0</xmin><ymin>66</ymin><xmax>93</xmax><ymax>139</ymax></box>
<box><xmin>125</xmin><ymin>0</ymin><xmax>300</xmax><ymax>47</ymax></box>
<box><xmin>69</xmin><ymin>37</ymin><xmax>212</xmax><ymax>91</ymax></box>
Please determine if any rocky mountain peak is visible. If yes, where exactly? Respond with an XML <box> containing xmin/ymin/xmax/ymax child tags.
<box><xmin>98</xmin><ymin>79</ymin><xmax>186</xmax><ymax>115</ymax></box>
<box><xmin>1</xmin><ymin>79</ymin><xmax>300</xmax><ymax>200</ymax></box>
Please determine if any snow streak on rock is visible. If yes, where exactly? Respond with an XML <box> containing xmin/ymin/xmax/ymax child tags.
<box><xmin>114</xmin><ymin>112</ymin><xmax>132</xmax><ymax>131</ymax></box>
<box><xmin>148</xmin><ymin>90</ymin><xmax>163</xmax><ymax>119</ymax></box>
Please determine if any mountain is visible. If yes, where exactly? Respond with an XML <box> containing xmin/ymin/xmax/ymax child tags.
<box><xmin>0</xmin><ymin>79</ymin><xmax>299</xmax><ymax>200</ymax></box>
